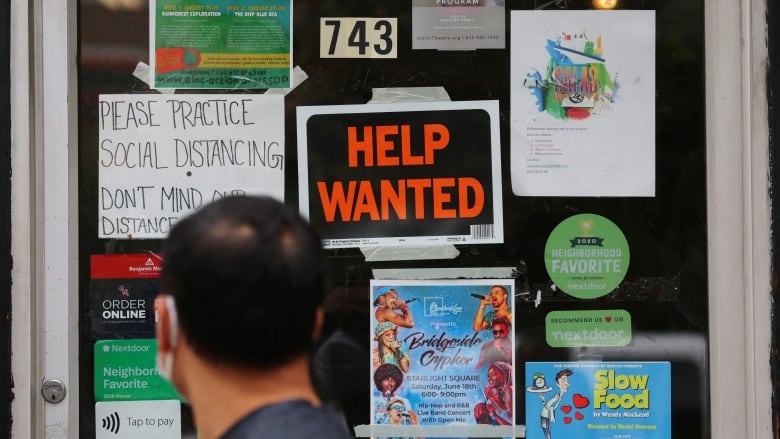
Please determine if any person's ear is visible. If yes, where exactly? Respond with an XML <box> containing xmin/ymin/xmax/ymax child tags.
<box><xmin>311</xmin><ymin>306</ymin><xmax>325</xmax><ymax>341</ymax></box>
<box><xmin>156</xmin><ymin>294</ymin><xmax>179</xmax><ymax>354</ymax></box>
<box><xmin>155</xmin><ymin>294</ymin><xmax>181</xmax><ymax>387</ymax></box>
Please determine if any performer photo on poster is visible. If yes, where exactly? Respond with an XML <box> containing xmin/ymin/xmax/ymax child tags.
<box><xmin>510</xmin><ymin>10</ymin><xmax>655</xmax><ymax>197</ymax></box>
<box><xmin>369</xmin><ymin>279</ymin><xmax>516</xmax><ymax>435</ymax></box>
<box><xmin>525</xmin><ymin>361</ymin><xmax>671</xmax><ymax>439</ymax></box>
<box><xmin>297</xmin><ymin>101</ymin><xmax>504</xmax><ymax>249</ymax></box>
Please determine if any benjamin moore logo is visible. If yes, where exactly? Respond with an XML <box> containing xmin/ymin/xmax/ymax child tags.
<box><xmin>101</xmin><ymin>411</ymin><xmax>120</xmax><ymax>434</ymax></box>
<box><xmin>423</xmin><ymin>296</ymin><xmax>463</xmax><ymax>317</ymax></box>
<box><xmin>128</xmin><ymin>258</ymin><xmax>162</xmax><ymax>274</ymax></box>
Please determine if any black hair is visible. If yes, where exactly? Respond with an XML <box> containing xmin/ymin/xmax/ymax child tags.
<box><xmin>492</xmin><ymin>316</ymin><xmax>511</xmax><ymax>330</ymax></box>
<box><xmin>160</xmin><ymin>195</ymin><xmax>326</xmax><ymax>369</ymax></box>
<box><xmin>373</xmin><ymin>363</ymin><xmax>404</xmax><ymax>392</ymax></box>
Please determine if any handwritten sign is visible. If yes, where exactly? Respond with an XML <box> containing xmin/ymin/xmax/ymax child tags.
<box><xmin>98</xmin><ymin>94</ymin><xmax>284</xmax><ymax>239</ymax></box>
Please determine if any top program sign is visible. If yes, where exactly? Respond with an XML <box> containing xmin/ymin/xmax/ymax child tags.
<box><xmin>297</xmin><ymin>100</ymin><xmax>503</xmax><ymax>249</ymax></box>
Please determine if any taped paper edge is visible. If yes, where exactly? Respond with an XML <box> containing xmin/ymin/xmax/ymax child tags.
<box><xmin>132</xmin><ymin>62</ymin><xmax>308</xmax><ymax>95</ymax></box>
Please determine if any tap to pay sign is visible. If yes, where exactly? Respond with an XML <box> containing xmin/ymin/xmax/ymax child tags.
<box><xmin>96</xmin><ymin>400</ymin><xmax>181</xmax><ymax>439</ymax></box>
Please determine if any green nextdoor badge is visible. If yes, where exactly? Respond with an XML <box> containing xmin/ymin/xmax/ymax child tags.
<box><xmin>544</xmin><ymin>213</ymin><xmax>630</xmax><ymax>299</ymax></box>
<box><xmin>546</xmin><ymin>310</ymin><xmax>632</xmax><ymax>347</ymax></box>
<box><xmin>94</xmin><ymin>339</ymin><xmax>180</xmax><ymax>402</ymax></box>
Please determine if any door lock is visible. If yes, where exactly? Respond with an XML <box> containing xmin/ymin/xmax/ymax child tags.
<box><xmin>41</xmin><ymin>379</ymin><xmax>66</xmax><ymax>404</ymax></box>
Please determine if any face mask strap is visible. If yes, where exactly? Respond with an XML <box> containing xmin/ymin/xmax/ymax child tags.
<box><xmin>156</xmin><ymin>295</ymin><xmax>179</xmax><ymax>383</ymax></box>
<box><xmin>165</xmin><ymin>295</ymin><xmax>178</xmax><ymax>348</ymax></box>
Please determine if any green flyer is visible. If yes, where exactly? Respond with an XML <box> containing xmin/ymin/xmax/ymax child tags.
<box><xmin>544</xmin><ymin>213</ymin><xmax>630</xmax><ymax>299</ymax></box>
<box><xmin>150</xmin><ymin>0</ymin><xmax>292</xmax><ymax>89</ymax></box>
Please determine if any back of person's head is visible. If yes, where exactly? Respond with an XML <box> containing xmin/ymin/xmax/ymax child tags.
<box><xmin>160</xmin><ymin>195</ymin><xmax>326</xmax><ymax>370</ymax></box>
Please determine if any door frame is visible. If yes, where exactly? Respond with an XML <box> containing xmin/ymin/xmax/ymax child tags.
<box><xmin>11</xmin><ymin>0</ymin><xmax>79</xmax><ymax>437</ymax></box>
<box><xmin>8</xmin><ymin>0</ymin><xmax>772</xmax><ymax>437</ymax></box>
<box><xmin>0</xmin><ymin>0</ymin><xmax>12</xmax><ymax>435</ymax></box>
<box><xmin>705</xmin><ymin>0</ymin><xmax>772</xmax><ymax>437</ymax></box>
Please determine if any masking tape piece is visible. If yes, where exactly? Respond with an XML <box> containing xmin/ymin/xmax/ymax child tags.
<box><xmin>367</xmin><ymin>86</ymin><xmax>452</xmax><ymax>104</ymax></box>
<box><xmin>133</xmin><ymin>62</ymin><xmax>176</xmax><ymax>94</ymax></box>
<box><xmin>362</xmin><ymin>245</ymin><xmax>460</xmax><ymax>262</ymax></box>
<box><xmin>372</xmin><ymin>267</ymin><xmax>516</xmax><ymax>280</ymax></box>
<box><xmin>264</xmin><ymin>65</ymin><xmax>309</xmax><ymax>95</ymax></box>
<box><xmin>353</xmin><ymin>424</ymin><xmax>524</xmax><ymax>438</ymax></box>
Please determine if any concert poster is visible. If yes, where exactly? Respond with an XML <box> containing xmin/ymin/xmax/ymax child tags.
<box><xmin>369</xmin><ymin>279</ymin><xmax>516</xmax><ymax>434</ymax></box>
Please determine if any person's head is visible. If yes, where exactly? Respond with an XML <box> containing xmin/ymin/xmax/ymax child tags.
<box><xmin>386</xmin><ymin>399</ymin><xmax>407</xmax><ymax>425</ymax></box>
<box><xmin>556</xmin><ymin>368</ymin><xmax>574</xmax><ymax>391</ymax></box>
<box><xmin>380</xmin><ymin>329</ymin><xmax>398</xmax><ymax>347</ymax></box>
<box><xmin>487</xmin><ymin>361</ymin><xmax>512</xmax><ymax>388</ymax></box>
<box><xmin>373</xmin><ymin>364</ymin><xmax>404</xmax><ymax>395</ymax></box>
<box><xmin>489</xmin><ymin>285</ymin><xmax>509</xmax><ymax>308</ymax></box>
<box><xmin>374</xmin><ymin>321</ymin><xmax>398</xmax><ymax>346</ymax></box>
<box><xmin>491</xmin><ymin>317</ymin><xmax>511</xmax><ymax>340</ymax></box>
<box><xmin>157</xmin><ymin>195</ymin><xmax>327</xmax><ymax>377</ymax></box>
<box><xmin>374</xmin><ymin>288</ymin><xmax>399</xmax><ymax>310</ymax></box>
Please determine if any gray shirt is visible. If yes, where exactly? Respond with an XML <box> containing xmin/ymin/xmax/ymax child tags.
<box><xmin>220</xmin><ymin>400</ymin><xmax>353</xmax><ymax>439</ymax></box>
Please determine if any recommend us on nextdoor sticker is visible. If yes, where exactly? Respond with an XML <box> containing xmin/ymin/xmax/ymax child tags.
<box><xmin>545</xmin><ymin>309</ymin><xmax>632</xmax><ymax>347</ymax></box>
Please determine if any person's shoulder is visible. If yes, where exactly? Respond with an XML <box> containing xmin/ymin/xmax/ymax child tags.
<box><xmin>220</xmin><ymin>400</ymin><xmax>353</xmax><ymax>439</ymax></box>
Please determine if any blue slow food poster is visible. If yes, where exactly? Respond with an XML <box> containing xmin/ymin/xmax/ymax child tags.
<box><xmin>370</xmin><ymin>279</ymin><xmax>515</xmax><ymax>430</ymax></box>
<box><xmin>525</xmin><ymin>361</ymin><xmax>671</xmax><ymax>439</ymax></box>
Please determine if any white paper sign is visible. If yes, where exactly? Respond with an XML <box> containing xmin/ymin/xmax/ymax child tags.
<box><xmin>510</xmin><ymin>11</ymin><xmax>656</xmax><ymax>197</ymax></box>
<box><xmin>96</xmin><ymin>400</ymin><xmax>181</xmax><ymax>439</ymax></box>
<box><xmin>98</xmin><ymin>94</ymin><xmax>285</xmax><ymax>239</ymax></box>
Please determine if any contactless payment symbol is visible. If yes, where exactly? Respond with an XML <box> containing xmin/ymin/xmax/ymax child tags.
<box><xmin>544</xmin><ymin>214</ymin><xmax>629</xmax><ymax>299</ymax></box>
<box><xmin>101</xmin><ymin>411</ymin><xmax>121</xmax><ymax>434</ymax></box>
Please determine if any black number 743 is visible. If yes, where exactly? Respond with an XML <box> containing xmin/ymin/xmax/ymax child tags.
<box><xmin>321</xmin><ymin>18</ymin><xmax>396</xmax><ymax>58</ymax></box>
